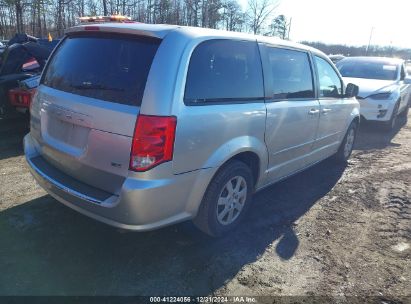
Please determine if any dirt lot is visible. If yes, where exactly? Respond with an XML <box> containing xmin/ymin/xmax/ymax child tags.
<box><xmin>0</xmin><ymin>112</ymin><xmax>410</xmax><ymax>302</ymax></box>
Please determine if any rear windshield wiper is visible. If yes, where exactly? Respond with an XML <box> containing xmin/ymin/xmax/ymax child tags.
<box><xmin>70</xmin><ymin>83</ymin><xmax>124</xmax><ymax>91</ymax></box>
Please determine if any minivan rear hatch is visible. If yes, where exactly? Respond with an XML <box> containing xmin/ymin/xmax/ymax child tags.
<box><xmin>30</xmin><ymin>32</ymin><xmax>161</xmax><ymax>194</ymax></box>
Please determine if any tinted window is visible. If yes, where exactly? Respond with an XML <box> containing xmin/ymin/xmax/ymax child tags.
<box><xmin>315</xmin><ymin>56</ymin><xmax>342</xmax><ymax>98</ymax></box>
<box><xmin>42</xmin><ymin>34</ymin><xmax>160</xmax><ymax>106</ymax></box>
<box><xmin>267</xmin><ymin>47</ymin><xmax>314</xmax><ymax>99</ymax></box>
<box><xmin>337</xmin><ymin>59</ymin><xmax>398</xmax><ymax>81</ymax></box>
<box><xmin>184</xmin><ymin>40</ymin><xmax>264</xmax><ymax>103</ymax></box>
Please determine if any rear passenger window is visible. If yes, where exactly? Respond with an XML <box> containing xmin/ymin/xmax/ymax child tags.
<box><xmin>266</xmin><ymin>47</ymin><xmax>314</xmax><ymax>100</ymax></box>
<box><xmin>315</xmin><ymin>56</ymin><xmax>343</xmax><ymax>98</ymax></box>
<box><xmin>184</xmin><ymin>40</ymin><xmax>264</xmax><ymax>104</ymax></box>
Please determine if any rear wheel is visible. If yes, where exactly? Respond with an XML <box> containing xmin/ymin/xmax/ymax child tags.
<box><xmin>334</xmin><ymin>121</ymin><xmax>357</xmax><ymax>163</ymax></box>
<box><xmin>193</xmin><ymin>160</ymin><xmax>254</xmax><ymax>237</ymax></box>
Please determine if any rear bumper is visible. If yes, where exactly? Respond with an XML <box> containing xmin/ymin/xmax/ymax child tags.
<box><xmin>24</xmin><ymin>134</ymin><xmax>214</xmax><ymax>231</ymax></box>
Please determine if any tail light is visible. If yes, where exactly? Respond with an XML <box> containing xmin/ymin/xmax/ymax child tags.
<box><xmin>130</xmin><ymin>115</ymin><xmax>177</xmax><ymax>172</ymax></box>
<box><xmin>8</xmin><ymin>88</ymin><xmax>36</xmax><ymax>108</ymax></box>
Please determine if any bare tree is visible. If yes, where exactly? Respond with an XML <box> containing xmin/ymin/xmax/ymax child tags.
<box><xmin>0</xmin><ymin>0</ymin><xmax>284</xmax><ymax>41</ymax></box>
<box><xmin>221</xmin><ymin>0</ymin><xmax>243</xmax><ymax>31</ymax></box>
<box><xmin>184</xmin><ymin>0</ymin><xmax>201</xmax><ymax>26</ymax></box>
<box><xmin>4</xmin><ymin>0</ymin><xmax>28</xmax><ymax>33</ymax></box>
<box><xmin>245</xmin><ymin>0</ymin><xmax>277</xmax><ymax>34</ymax></box>
<box><xmin>202</xmin><ymin>0</ymin><xmax>222</xmax><ymax>28</ymax></box>
<box><xmin>102</xmin><ymin>0</ymin><xmax>107</xmax><ymax>14</ymax></box>
<box><xmin>266</xmin><ymin>14</ymin><xmax>289</xmax><ymax>39</ymax></box>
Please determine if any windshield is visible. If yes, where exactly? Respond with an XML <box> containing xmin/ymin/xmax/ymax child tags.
<box><xmin>42</xmin><ymin>33</ymin><xmax>160</xmax><ymax>106</ymax></box>
<box><xmin>337</xmin><ymin>60</ymin><xmax>398</xmax><ymax>81</ymax></box>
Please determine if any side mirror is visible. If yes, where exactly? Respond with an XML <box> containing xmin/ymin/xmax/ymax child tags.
<box><xmin>345</xmin><ymin>83</ymin><xmax>359</xmax><ymax>98</ymax></box>
<box><xmin>404</xmin><ymin>76</ymin><xmax>411</xmax><ymax>85</ymax></box>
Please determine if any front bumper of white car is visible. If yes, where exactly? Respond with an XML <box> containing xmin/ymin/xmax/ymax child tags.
<box><xmin>357</xmin><ymin>96</ymin><xmax>397</xmax><ymax>122</ymax></box>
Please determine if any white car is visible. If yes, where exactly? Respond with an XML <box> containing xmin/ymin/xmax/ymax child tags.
<box><xmin>337</xmin><ymin>57</ymin><xmax>411</xmax><ymax>131</ymax></box>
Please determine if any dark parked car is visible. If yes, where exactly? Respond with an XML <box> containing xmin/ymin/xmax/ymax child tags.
<box><xmin>0</xmin><ymin>37</ymin><xmax>57</xmax><ymax>114</ymax></box>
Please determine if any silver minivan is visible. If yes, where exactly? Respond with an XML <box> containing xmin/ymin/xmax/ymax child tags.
<box><xmin>24</xmin><ymin>23</ymin><xmax>360</xmax><ymax>236</ymax></box>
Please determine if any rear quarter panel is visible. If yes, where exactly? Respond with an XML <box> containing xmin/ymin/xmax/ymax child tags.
<box><xmin>172</xmin><ymin>104</ymin><xmax>268</xmax><ymax>176</ymax></box>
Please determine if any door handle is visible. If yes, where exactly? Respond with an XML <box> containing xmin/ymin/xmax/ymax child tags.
<box><xmin>308</xmin><ymin>109</ymin><xmax>320</xmax><ymax>115</ymax></box>
<box><xmin>322</xmin><ymin>108</ymin><xmax>332</xmax><ymax>114</ymax></box>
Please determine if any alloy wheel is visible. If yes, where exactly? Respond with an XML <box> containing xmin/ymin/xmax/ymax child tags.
<box><xmin>216</xmin><ymin>176</ymin><xmax>247</xmax><ymax>225</ymax></box>
<box><xmin>344</xmin><ymin>128</ymin><xmax>355</xmax><ymax>158</ymax></box>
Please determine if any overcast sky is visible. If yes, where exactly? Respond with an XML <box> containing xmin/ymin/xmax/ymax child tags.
<box><xmin>238</xmin><ymin>0</ymin><xmax>411</xmax><ymax>48</ymax></box>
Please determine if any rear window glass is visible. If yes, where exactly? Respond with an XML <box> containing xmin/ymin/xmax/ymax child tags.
<box><xmin>42</xmin><ymin>34</ymin><xmax>160</xmax><ymax>106</ymax></box>
<box><xmin>266</xmin><ymin>47</ymin><xmax>314</xmax><ymax>99</ymax></box>
<box><xmin>184</xmin><ymin>40</ymin><xmax>264</xmax><ymax>104</ymax></box>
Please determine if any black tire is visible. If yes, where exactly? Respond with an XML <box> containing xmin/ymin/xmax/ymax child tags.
<box><xmin>382</xmin><ymin>102</ymin><xmax>399</xmax><ymax>132</ymax></box>
<box><xmin>334</xmin><ymin>121</ymin><xmax>358</xmax><ymax>163</ymax></box>
<box><xmin>193</xmin><ymin>160</ymin><xmax>254</xmax><ymax>237</ymax></box>
<box><xmin>399</xmin><ymin>102</ymin><xmax>409</xmax><ymax>118</ymax></box>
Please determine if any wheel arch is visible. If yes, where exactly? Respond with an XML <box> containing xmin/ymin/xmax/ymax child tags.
<box><xmin>352</xmin><ymin>115</ymin><xmax>360</xmax><ymax>126</ymax></box>
<box><xmin>185</xmin><ymin>137</ymin><xmax>268</xmax><ymax>217</ymax></box>
<box><xmin>201</xmin><ymin>135</ymin><xmax>268</xmax><ymax>185</ymax></box>
<box><xmin>225</xmin><ymin>151</ymin><xmax>260</xmax><ymax>187</ymax></box>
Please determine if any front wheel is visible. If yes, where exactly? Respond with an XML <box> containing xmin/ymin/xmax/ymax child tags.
<box><xmin>334</xmin><ymin>121</ymin><xmax>357</xmax><ymax>163</ymax></box>
<box><xmin>193</xmin><ymin>160</ymin><xmax>254</xmax><ymax>237</ymax></box>
<box><xmin>399</xmin><ymin>101</ymin><xmax>409</xmax><ymax>118</ymax></box>
<box><xmin>382</xmin><ymin>102</ymin><xmax>399</xmax><ymax>131</ymax></box>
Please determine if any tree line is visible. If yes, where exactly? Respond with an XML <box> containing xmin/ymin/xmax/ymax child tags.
<box><xmin>2</xmin><ymin>0</ymin><xmax>409</xmax><ymax>59</ymax></box>
<box><xmin>302</xmin><ymin>41</ymin><xmax>411</xmax><ymax>61</ymax></box>
<box><xmin>0</xmin><ymin>0</ymin><xmax>291</xmax><ymax>39</ymax></box>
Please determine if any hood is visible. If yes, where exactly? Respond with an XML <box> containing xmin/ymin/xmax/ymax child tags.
<box><xmin>342</xmin><ymin>77</ymin><xmax>398</xmax><ymax>98</ymax></box>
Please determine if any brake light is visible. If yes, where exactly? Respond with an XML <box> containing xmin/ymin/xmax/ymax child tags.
<box><xmin>130</xmin><ymin>115</ymin><xmax>177</xmax><ymax>172</ymax></box>
<box><xmin>8</xmin><ymin>88</ymin><xmax>36</xmax><ymax>108</ymax></box>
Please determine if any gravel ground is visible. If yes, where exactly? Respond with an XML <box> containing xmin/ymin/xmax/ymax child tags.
<box><xmin>0</xmin><ymin>112</ymin><xmax>410</xmax><ymax>302</ymax></box>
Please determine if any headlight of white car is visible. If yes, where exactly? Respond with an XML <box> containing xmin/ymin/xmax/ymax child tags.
<box><xmin>368</xmin><ymin>92</ymin><xmax>392</xmax><ymax>100</ymax></box>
